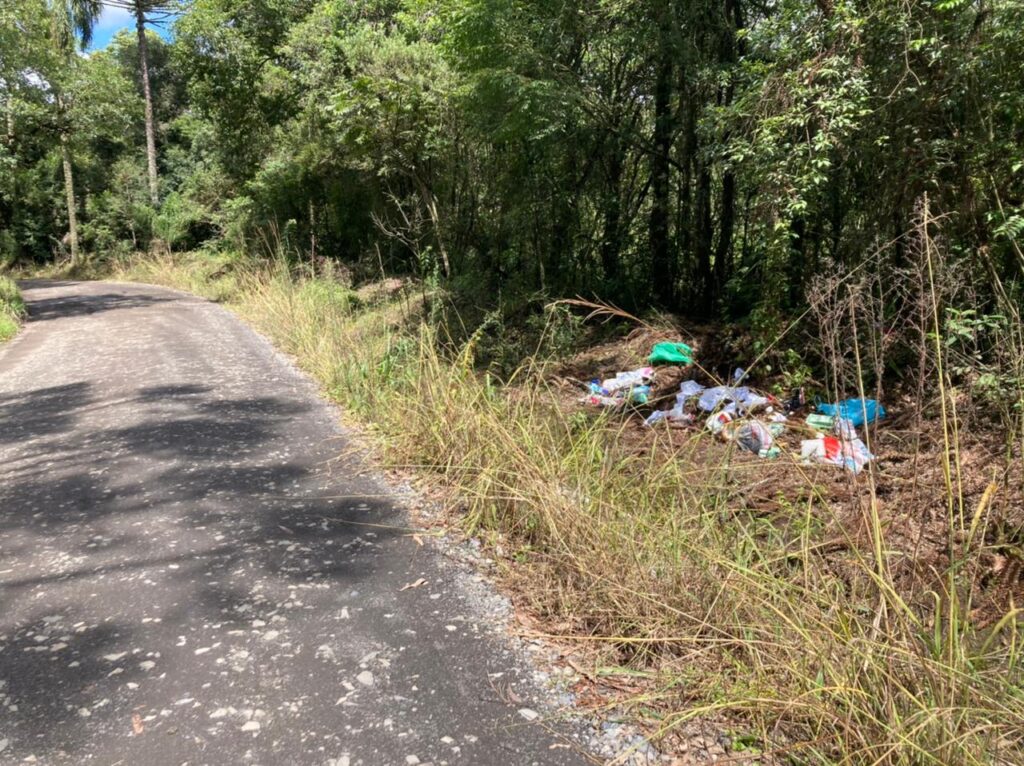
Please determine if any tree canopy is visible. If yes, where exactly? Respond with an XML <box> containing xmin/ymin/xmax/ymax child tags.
<box><xmin>2</xmin><ymin>0</ymin><xmax>1022</xmax><ymax>322</ymax></box>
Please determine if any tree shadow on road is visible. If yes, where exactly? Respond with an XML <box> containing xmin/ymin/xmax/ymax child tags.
<box><xmin>0</xmin><ymin>374</ymin><xmax>407</xmax><ymax>759</ymax></box>
<box><xmin>17</xmin><ymin>288</ymin><xmax>177</xmax><ymax>323</ymax></box>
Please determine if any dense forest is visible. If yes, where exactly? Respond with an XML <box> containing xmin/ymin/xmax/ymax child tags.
<box><xmin>2</xmin><ymin>0</ymin><xmax>1022</xmax><ymax>325</ymax></box>
<box><xmin>5</xmin><ymin>2</ymin><xmax>1024</xmax><ymax>762</ymax></box>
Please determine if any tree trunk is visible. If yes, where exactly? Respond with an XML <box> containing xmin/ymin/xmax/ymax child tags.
<box><xmin>4</xmin><ymin>90</ymin><xmax>13</xmax><ymax>144</ymax></box>
<box><xmin>5</xmin><ymin>89</ymin><xmax>20</xmax><ymax>259</ymax></box>
<box><xmin>600</xmin><ymin>146</ymin><xmax>623</xmax><ymax>283</ymax></box>
<box><xmin>134</xmin><ymin>2</ymin><xmax>159</xmax><ymax>206</ymax></box>
<box><xmin>714</xmin><ymin>166</ymin><xmax>736</xmax><ymax>302</ymax></box>
<box><xmin>649</xmin><ymin>0</ymin><xmax>675</xmax><ymax>306</ymax></box>
<box><xmin>695</xmin><ymin>163</ymin><xmax>713</xmax><ymax>314</ymax></box>
<box><xmin>675</xmin><ymin>74</ymin><xmax>695</xmax><ymax>297</ymax></box>
<box><xmin>59</xmin><ymin>133</ymin><xmax>80</xmax><ymax>264</ymax></box>
<box><xmin>56</xmin><ymin>92</ymin><xmax>80</xmax><ymax>265</ymax></box>
<box><xmin>713</xmin><ymin>0</ymin><xmax>744</xmax><ymax>306</ymax></box>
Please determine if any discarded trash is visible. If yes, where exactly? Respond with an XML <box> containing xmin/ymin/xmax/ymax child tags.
<box><xmin>644</xmin><ymin>410</ymin><xmax>667</xmax><ymax>426</ymax></box>
<box><xmin>801</xmin><ymin>402</ymin><xmax>879</xmax><ymax>473</ymax></box>
<box><xmin>583</xmin><ymin>367</ymin><xmax>654</xmax><ymax>408</ymax></box>
<box><xmin>741</xmin><ymin>392</ymin><xmax>770</xmax><ymax>410</ymax></box>
<box><xmin>700</xmin><ymin>386</ymin><xmax>733</xmax><ymax>411</ymax></box>
<box><xmin>729</xmin><ymin>420</ymin><xmax>774</xmax><ymax>455</ymax></box>
<box><xmin>644</xmin><ymin>408</ymin><xmax>694</xmax><ymax>427</ymax></box>
<box><xmin>768</xmin><ymin>422</ymin><xmax>786</xmax><ymax>437</ymax></box>
<box><xmin>679</xmin><ymin>380</ymin><xmax>705</xmax><ymax>398</ymax></box>
<box><xmin>584</xmin><ymin>394</ymin><xmax>622</xmax><ymax>408</ymax></box>
<box><xmin>645</xmin><ymin>379</ymin><xmax>705</xmax><ymax>427</ymax></box>
<box><xmin>801</xmin><ymin>436</ymin><xmax>837</xmax><ymax>463</ymax></box>
<box><xmin>706</xmin><ymin>411</ymin><xmax>734</xmax><ymax>435</ymax></box>
<box><xmin>602</xmin><ymin>367</ymin><xmax>654</xmax><ymax>394</ymax></box>
<box><xmin>698</xmin><ymin>385</ymin><xmax>768</xmax><ymax>414</ymax></box>
<box><xmin>627</xmin><ymin>385</ymin><xmax>652</xmax><ymax>405</ymax></box>
<box><xmin>833</xmin><ymin>417</ymin><xmax>858</xmax><ymax>439</ymax></box>
<box><xmin>800</xmin><ymin>436</ymin><xmax>874</xmax><ymax>474</ymax></box>
<box><xmin>649</xmin><ymin>342</ymin><xmax>694</xmax><ymax>366</ymax></box>
<box><xmin>805</xmin><ymin>413</ymin><xmax>835</xmax><ymax>432</ymax></box>
<box><xmin>817</xmin><ymin>398</ymin><xmax>885</xmax><ymax>428</ymax></box>
<box><xmin>644</xmin><ymin>375</ymin><xmax>777</xmax><ymax>438</ymax></box>
<box><xmin>786</xmin><ymin>387</ymin><xmax>806</xmax><ymax>412</ymax></box>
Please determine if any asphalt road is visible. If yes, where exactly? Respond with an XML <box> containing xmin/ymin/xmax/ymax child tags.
<box><xmin>0</xmin><ymin>280</ymin><xmax>591</xmax><ymax>766</ymax></box>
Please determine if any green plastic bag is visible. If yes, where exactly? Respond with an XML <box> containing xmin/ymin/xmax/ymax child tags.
<box><xmin>649</xmin><ymin>342</ymin><xmax>694</xmax><ymax>366</ymax></box>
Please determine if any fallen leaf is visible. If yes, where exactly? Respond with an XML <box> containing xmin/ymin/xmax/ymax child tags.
<box><xmin>399</xmin><ymin>578</ymin><xmax>427</xmax><ymax>592</ymax></box>
<box><xmin>411</xmin><ymin>534</ymin><xmax>424</xmax><ymax>547</ymax></box>
<box><xmin>131</xmin><ymin>713</ymin><xmax>144</xmax><ymax>735</ymax></box>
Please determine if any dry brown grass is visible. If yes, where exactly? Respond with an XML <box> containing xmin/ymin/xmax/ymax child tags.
<box><xmin>64</xmin><ymin>249</ymin><xmax>1024</xmax><ymax>765</ymax></box>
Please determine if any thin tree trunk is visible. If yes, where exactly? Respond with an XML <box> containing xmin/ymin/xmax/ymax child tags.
<box><xmin>714</xmin><ymin>167</ymin><xmax>736</xmax><ymax>301</ymax></box>
<box><xmin>59</xmin><ymin>132</ymin><xmax>80</xmax><ymax>264</ymax></box>
<box><xmin>134</xmin><ymin>2</ymin><xmax>159</xmax><ymax>205</ymax></box>
<box><xmin>712</xmin><ymin>0</ymin><xmax>744</xmax><ymax>307</ymax></box>
<box><xmin>649</xmin><ymin>0</ymin><xmax>674</xmax><ymax>306</ymax></box>
<box><xmin>695</xmin><ymin>162</ymin><xmax>713</xmax><ymax>314</ymax></box>
<box><xmin>600</xmin><ymin>146</ymin><xmax>623</xmax><ymax>282</ymax></box>
<box><xmin>55</xmin><ymin>92</ymin><xmax>80</xmax><ymax>264</ymax></box>
<box><xmin>6</xmin><ymin>89</ymin><xmax>20</xmax><ymax>259</ymax></box>
<box><xmin>4</xmin><ymin>89</ymin><xmax>13</xmax><ymax>144</ymax></box>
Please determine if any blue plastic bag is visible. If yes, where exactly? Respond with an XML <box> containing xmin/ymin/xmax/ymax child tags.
<box><xmin>817</xmin><ymin>398</ymin><xmax>886</xmax><ymax>428</ymax></box>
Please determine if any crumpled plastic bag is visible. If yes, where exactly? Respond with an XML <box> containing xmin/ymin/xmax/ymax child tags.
<box><xmin>679</xmin><ymin>380</ymin><xmax>705</xmax><ymax>398</ymax></box>
<box><xmin>729</xmin><ymin>420</ymin><xmax>774</xmax><ymax>455</ymax></box>
<box><xmin>644</xmin><ymin>407</ymin><xmax>694</xmax><ymax>427</ymax></box>
<box><xmin>649</xmin><ymin>342</ymin><xmax>694</xmax><ymax>366</ymax></box>
<box><xmin>817</xmin><ymin>398</ymin><xmax>885</xmax><ymax>428</ymax></box>
<box><xmin>698</xmin><ymin>385</ymin><xmax>768</xmax><ymax>413</ymax></box>
<box><xmin>601</xmin><ymin>367</ymin><xmax>654</xmax><ymax>394</ymax></box>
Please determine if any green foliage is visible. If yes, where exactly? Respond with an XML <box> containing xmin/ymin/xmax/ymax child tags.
<box><xmin>945</xmin><ymin>307</ymin><xmax>1024</xmax><ymax>423</ymax></box>
<box><xmin>154</xmin><ymin>190</ymin><xmax>214</xmax><ymax>250</ymax></box>
<box><xmin>8</xmin><ymin>0</ymin><xmax>1022</xmax><ymax>326</ymax></box>
<box><xmin>0</xmin><ymin>275</ymin><xmax>26</xmax><ymax>341</ymax></box>
<box><xmin>529</xmin><ymin>301</ymin><xmax>584</xmax><ymax>360</ymax></box>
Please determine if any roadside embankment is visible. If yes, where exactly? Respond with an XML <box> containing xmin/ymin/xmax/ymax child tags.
<box><xmin>31</xmin><ymin>251</ymin><xmax>1024</xmax><ymax>766</ymax></box>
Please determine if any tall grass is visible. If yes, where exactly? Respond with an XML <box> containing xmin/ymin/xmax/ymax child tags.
<box><xmin>103</xmin><ymin>252</ymin><xmax>1024</xmax><ymax>764</ymax></box>
<box><xmin>0</xmin><ymin>275</ymin><xmax>26</xmax><ymax>342</ymax></box>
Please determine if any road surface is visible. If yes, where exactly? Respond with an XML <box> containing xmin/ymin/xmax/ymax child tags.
<box><xmin>0</xmin><ymin>280</ymin><xmax>591</xmax><ymax>765</ymax></box>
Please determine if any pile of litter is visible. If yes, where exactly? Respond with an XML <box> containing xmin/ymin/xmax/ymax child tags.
<box><xmin>643</xmin><ymin>371</ymin><xmax>788</xmax><ymax>460</ymax></box>
<box><xmin>580</xmin><ymin>343</ymin><xmax>694</xmax><ymax>409</ymax></box>
<box><xmin>582</xmin><ymin>367</ymin><xmax>655</xmax><ymax>408</ymax></box>
<box><xmin>580</xmin><ymin>341</ymin><xmax>887</xmax><ymax>474</ymax></box>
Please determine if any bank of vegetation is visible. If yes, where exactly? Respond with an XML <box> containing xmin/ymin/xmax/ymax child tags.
<box><xmin>5</xmin><ymin>0</ymin><xmax>1024</xmax><ymax>761</ymax></box>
